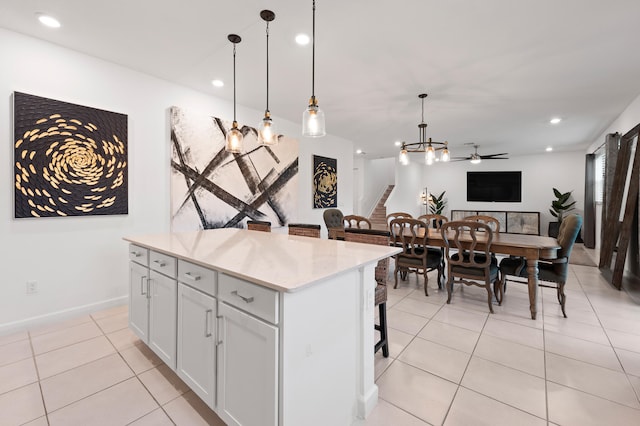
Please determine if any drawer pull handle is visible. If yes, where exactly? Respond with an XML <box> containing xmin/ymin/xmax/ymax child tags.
<box><xmin>140</xmin><ymin>276</ymin><xmax>147</xmax><ymax>295</ymax></box>
<box><xmin>184</xmin><ymin>272</ymin><xmax>201</xmax><ymax>281</ymax></box>
<box><xmin>205</xmin><ymin>309</ymin><xmax>213</xmax><ymax>337</ymax></box>
<box><xmin>153</xmin><ymin>260</ymin><xmax>166</xmax><ymax>267</ymax></box>
<box><xmin>231</xmin><ymin>290</ymin><xmax>254</xmax><ymax>304</ymax></box>
<box><xmin>130</xmin><ymin>251</ymin><xmax>142</xmax><ymax>257</ymax></box>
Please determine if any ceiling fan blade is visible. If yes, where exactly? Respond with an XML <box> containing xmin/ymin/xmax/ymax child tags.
<box><xmin>480</xmin><ymin>153</ymin><xmax>509</xmax><ymax>159</ymax></box>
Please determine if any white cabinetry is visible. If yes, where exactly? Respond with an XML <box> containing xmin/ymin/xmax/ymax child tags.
<box><xmin>217</xmin><ymin>273</ymin><xmax>278</xmax><ymax>426</ymax></box>
<box><xmin>128</xmin><ymin>244</ymin><xmax>177</xmax><ymax>370</ymax></box>
<box><xmin>177</xmin><ymin>260</ymin><xmax>217</xmax><ymax>409</ymax></box>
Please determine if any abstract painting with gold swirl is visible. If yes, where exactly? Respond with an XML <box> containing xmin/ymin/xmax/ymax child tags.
<box><xmin>13</xmin><ymin>92</ymin><xmax>128</xmax><ymax>218</ymax></box>
<box><xmin>313</xmin><ymin>155</ymin><xmax>337</xmax><ymax>208</ymax></box>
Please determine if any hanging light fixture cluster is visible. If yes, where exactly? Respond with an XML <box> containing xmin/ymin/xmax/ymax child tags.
<box><xmin>398</xmin><ymin>94</ymin><xmax>450</xmax><ymax>166</ymax></box>
<box><xmin>225</xmin><ymin>1</ymin><xmax>325</xmax><ymax>154</ymax></box>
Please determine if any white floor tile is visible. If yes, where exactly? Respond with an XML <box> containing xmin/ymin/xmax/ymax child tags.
<box><xmin>398</xmin><ymin>337</ymin><xmax>471</xmax><ymax>383</ymax></box>
<box><xmin>0</xmin><ymin>383</ymin><xmax>45</xmax><ymax>426</ymax></box>
<box><xmin>377</xmin><ymin>361</ymin><xmax>458</xmax><ymax>425</ymax></box>
<box><xmin>386</xmin><ymin>309</ymin><xmax>429</xmax><ymax>335</ymax></box>
<box><xmin>544</xmin><ymin>330</ymin><xmax>622</xmax><ymax>371</ymax></box>
<box><xmin>444</xmin><ymin>387</ymin><xmax>546</xmax><ymax>426</ymax></box>
<box><xmin>392</xmin><ymin>297</ymin><xmax>442</xmax><ymax>318</ymax></box>
<box><xmin>355</xmin><ymin>399</ymin><xmax>428</xmax><ymax>426</ymax></box>
<box><xmin>431</xmin><ymin>306</ymin><xmax>488</xmax><ymax>333</ymax></box>
<box><xmin>616</xmin><ymin>347</ymin><xmax>640</xmax><ymax>377</ymax></box>
<box><xmin>547</xmin><ymin>382</ymin><xmax>640</xmax><ymax>426</ymax></box>
<box><xmin>473</xmin><ymin>334</ymin><xmax>545</xmax><ymax>377</ymax></box>
<box><xmin>461</xmin><ymin>357</ymin><xmax>546</xmax><ymax>418</ymax></box>
<box><xmin>483</xmin><ymin>317</ymin><xmax>544</xmax><ymax>349</ymax></box>
<box><xmin>417</xmin><ymin>320</ymin><xmax>480</xmax><ymax>353</ymax></box>
<box><xmin>546</xmin><ymin>352</ymin><xmax>639</xmax><ymax>408</ymax></box>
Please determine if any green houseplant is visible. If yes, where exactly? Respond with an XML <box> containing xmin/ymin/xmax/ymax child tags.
<box><xmin>548</xmin><ymin>188</ymin><xmax>575</xmax><ymax>237</ymax></box>
<box><xmin>429</xmin><ymin>191</ymin><xmax>447</xmax><ymax>215</ymax></box>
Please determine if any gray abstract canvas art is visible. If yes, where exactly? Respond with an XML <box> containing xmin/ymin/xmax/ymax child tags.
<box><xmin>170</xmin><ymin>106</ymin><xmax>299</xmax><ymax>231</ymax></box>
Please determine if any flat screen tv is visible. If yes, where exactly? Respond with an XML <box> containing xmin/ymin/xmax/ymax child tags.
<box><xmin>467</xmin><ymin>171</ymin><xmax>522</xmax><ymax>202</ymax></box>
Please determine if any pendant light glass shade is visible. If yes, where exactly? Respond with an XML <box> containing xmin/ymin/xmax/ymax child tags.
<box><xmin>302</xmin><ymin>0</ymin><xmax>326</xmax><ymax>137</ymax></box>
<box><xmin>258</xmin><ymin>10</ymin><xmax>278</xmax><ymax>146</ymax></box>
<box><xmin>226</xmin><ymin>34</ymin><xmax>243</xmax><ymax>153</ymax></box>
<box><xmin>399</xmin><ymin>145</ymin><xmax>409</xmax><ymax>165</ymax></box>
<box><xmin>441</xmin><ymin>143</ymin><xmax>450</xmax><ymax>162</ymax></box>
<box><xmin>303</xmin><ymin>98</ymin><xmax>325</xmax><ymax>137</ymax></box>
<box><xmin>226</xmin><ymin>121</ymin><xmax>243</xmax><ymax>153</ymax></box>
<box><xmin>425</xmin><ymin>144</ymin><xmax>435</xmax><ymax>162</ymax></box>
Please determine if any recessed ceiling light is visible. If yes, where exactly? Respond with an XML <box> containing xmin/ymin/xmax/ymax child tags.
<box><xmin>36</xmin><ymin>13</ymin><xmax>61</xmax><ymax>28</ymax></box>
<box><xmin>356</xmin><ymin>149</ymin><xmax>363</xmax><ymax>154</ymax></box>
<box><xmin>546</xmin><ymin>146</ymin><xmax>553</xmax><ymax>152</ymax></box>
<box><xmin>295</xmin><ymin>34</ymin><xmax>310</xmax><ymax>45</ymax></box>
<box><xmin>211</xmin><ymin>79</ymin><xmax>224</xmax><ymax>88</ymax></box>
<box><xmin>549</xmin><ymin>117</ymin><xmax>562</xmax><ymax>124</ymax></box>
<box><xmin>394</xmin><ymin>141</ymin><xmax>402</xmax><ymax>147</ymax></box>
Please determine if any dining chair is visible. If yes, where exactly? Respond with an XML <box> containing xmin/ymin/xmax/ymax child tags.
<box><xmin>417</xmin><ymin>214</ymin><xmax>449</xmax><ymax>288</ymax></box>
<box><xmin>344</xmin><ymin>228</ymin><xmax>391</xmax><ymax>357</ymax></box>
<box><xmin>498</xmin><ymin>213</ymin><xmax>583</xmax><ymax>317</ymax></box>
<box><xmin>288</xmin><ymin>223</ymin><xmax>321</xmax><ymax>238</ymax></box>
<box><xmin>246</xmin><ymin>220</ymin><xmax>271</xmax><ymax>232</ymax></box>
<box><xmin>386</xmin><ymin>212</ymin><xmax>413</xmax><ymax>228</ymax></box>
<box><xmin>389</xmin><ymin>218</ymin><xmax>443</xmax><ymax>296</ymax></box>
<box><xmin>323</xmin><ymin>208</ymin><xmax>345</xmax><ymax>240</ymax></box>
<box><xmin>463</xmin><ymin>215</ymin><xmax>501</xmax><ymax>233</ymax></box>
<box><xmin>441</xmin><ymin>220</ymin><xmax>502</xmax><ymax>313</ymax></box>
<box><xmin>343</xmin><ymin>215</ymin><xmax>372</xmax><ymax>230</ymax></box>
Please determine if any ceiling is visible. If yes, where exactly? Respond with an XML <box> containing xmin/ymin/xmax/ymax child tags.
<box><xmin>2</xmin><ymin>0</ymin><xmax>640</xmax><ymax>159</ymax></box>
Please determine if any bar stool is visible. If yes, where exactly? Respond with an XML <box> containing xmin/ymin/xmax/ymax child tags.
<box><xmin>288</xmin><ymin>223</ymin><xmax>321</xmax><ymax>238</ymax></box>
<box><xmin>247</xmin><ymin>220</ymin><xmax>271</xmax><ymax>232</ymax></box>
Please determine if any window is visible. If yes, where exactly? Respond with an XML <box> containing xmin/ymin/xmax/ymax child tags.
<box><xmin>594</xmin><ymin>149</ymin><xmax>606</xmax><ymax>204</ymax></box>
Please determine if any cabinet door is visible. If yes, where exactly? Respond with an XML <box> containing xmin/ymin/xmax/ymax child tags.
<box><xmin>149</xmin><ymin>270</ymin><xmax>178</xmax><ymax>369</ymax></box>
<box><xmin>129</xmin><ymin>262</ymin><xmax>149</xmax><ymax>343</ymax></box>
<box><xmin>177</xmin><ymin>283</ymin><xmax>216</xmax><ymax>409</ymax></box>
<box><xmin>217</xmin><ymin>303</ymin><xmax>278</xmax><ymax>426</ymax></box>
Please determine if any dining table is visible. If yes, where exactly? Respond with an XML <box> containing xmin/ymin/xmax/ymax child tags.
<box><xmin>422</xmin><ymin>228</ymin><xmax>560</xmax><ymax>320</ymax></box>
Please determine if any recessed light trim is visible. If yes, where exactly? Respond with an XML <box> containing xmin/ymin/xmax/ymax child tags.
<box><xmin>211</xmin><ymin>79</ymin><xmax>224</xmax><ymax>88</ymax></box>
<box><xmin>36</xmin><ymin>13</ymin><xmax>61</xmax><ymax>28</ymax></box>
<box><xmin>546</xmin><ymin>146</ymin><xmax>553</xmax><ymax>152</ymax></box>
<box><xmin>394</xmin><ymin>141</ymin><xmax>402</xmax><ymax>147</ymax></box>
<box><xmin>295</xmin><ymin>33</ymin><xmax>310</xmax><ymax>45</ymax></box>
<box><xmin>356</xmin><ymin>149</ymin><xmax>363</xmax><ymax>154</ymax></box>
<box><xmin>549</xmin><ymin>117</ymin><xmax>562</xmax><ymax>124</ymax></box>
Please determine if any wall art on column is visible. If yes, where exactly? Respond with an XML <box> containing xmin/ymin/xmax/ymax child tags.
<box><xmin>170</xmin><ymin>106</ymin><xmax>299</xmax><ymax>231</ymax></box>
<box><xmin>312</xmin><ymin>155</ymin><xmax>337</xmax><ymax>208</ymax></box>
<box><xmin>13</xmin><ymin>92</ymin><xmax>128</xmax><ymax>218</ymax></box>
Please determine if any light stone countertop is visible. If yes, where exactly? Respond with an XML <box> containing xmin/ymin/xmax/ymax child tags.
<box><xmin>124</xmin><ymin>228</ymin><xmax>400</xmax><ymax>293</ymax></box>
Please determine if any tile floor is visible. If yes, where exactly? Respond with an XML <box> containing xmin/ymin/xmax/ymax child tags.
<box><xmin>2</xmin><ymin>251</ymin><xmax>640</xmax><ymax>425</ymax></box>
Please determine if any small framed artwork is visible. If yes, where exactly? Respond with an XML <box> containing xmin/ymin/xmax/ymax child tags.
<box><xmin>312</xmin><ymin>155</ymin><xmax>337</xmax><ymax>208</ymax></box>
<box><xmin>13</xmin><ymin>92</ymin><xmax>128</xmax><ymax>218</ymax></box>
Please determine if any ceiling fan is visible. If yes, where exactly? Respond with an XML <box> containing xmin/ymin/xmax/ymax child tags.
<box><xmin>452</xmin><ymin>144</ymin><xmax>509</xmax><ymax>164</ymax></box>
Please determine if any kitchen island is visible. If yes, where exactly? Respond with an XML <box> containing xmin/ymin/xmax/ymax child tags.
<box><xmin>124</xmin><ymin>228</ymin><xmax>400</xmax><ymax>426</ymax></box>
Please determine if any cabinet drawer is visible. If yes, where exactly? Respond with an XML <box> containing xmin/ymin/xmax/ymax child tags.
<box><xmin>219</xmin><ymin>274</ymin><xmax>279</xmax><ymax>325</ymax></box>
<box><xmin>178</xmin><ymin>260</ymin><xmax>216</xmax><ymax>297</ymax></box>
<box><xmin>129</xmin><ymin>244</ymin><xmax>149</xmax><ymax>266</ymax></box>
<box><xmin>150</xmin><ymin>251</ymin><xmax>177</xmax><ymax>278</ymax></box>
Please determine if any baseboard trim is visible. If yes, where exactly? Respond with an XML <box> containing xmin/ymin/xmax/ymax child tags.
<box><xmin>0</xmin><ymin>295</ymin><xmax>128</xmax><ymax>336</ymax></box>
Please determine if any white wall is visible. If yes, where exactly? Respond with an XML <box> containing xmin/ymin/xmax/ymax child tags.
<box><xmin>0</xmin><ymin>28</ymin><xmax>353</xmax><ymax>331</ymax></box>
<box><xmin>385</xmin><ymin>151</ymin><xmax>585</xmax><ymax>234</ymax></box>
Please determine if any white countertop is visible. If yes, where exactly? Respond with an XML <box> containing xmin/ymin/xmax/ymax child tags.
<box><xmin>124</xmin><ymin>229</ymin><xmax>400</xmax><ymax>293</ymax></box>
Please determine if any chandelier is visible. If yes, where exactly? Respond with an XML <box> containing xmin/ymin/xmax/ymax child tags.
<box><xmin>398</xmin><ymin>94</ymin><xmax>450</xmax><ymax>166</ymax></box>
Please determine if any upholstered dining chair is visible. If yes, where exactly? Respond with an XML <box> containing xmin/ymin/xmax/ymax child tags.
<box><xmin>463</xmin><ymin>215</ymin><xmax>501</xmax><ymax>233</ymax></box>
<box><xmin>389</xmin><ymin>218</ymin><xmax>443</xmax><ymax>296</ymax></box>
<box><xmin>288</xmin><ymin>223</ymin><xmax>321</xmax><ymax>238</ymax></box>
<box><xmin>441</xmin><ymin>220</ymin><xmax>502</xmax><ymax>313</ymax></box>
<box><xmin>323</xmin><ymin>208</ymin><xmax>344</xmax><ymax>240</ymax></box>
<box><xmin>498</xmin><ymin>213</ymin><xmax>583</xmax><ymax>317</ymax></box>
<box><xmin>417</xmin><ymin>214</ymin><xmax>449</xmax><ymax>288</ymax></box>
<box><xmin>246</xmin><ymin>220</ymin><xmax>271</xmax><ymax>232</ymax></box>
<box><xmin>343</xmin><ymin>215</ymin><xmax>372</xmax><ymax>230</ymax></box>
<box><xmin>386</xmin><ymin>212</ymin><xmax>413</xmax><ymax>228</ymax></box>
<box><xmin>344</xmin><ymin>228</ymin><xmax>391</xmax><ymax>357</ymax></box>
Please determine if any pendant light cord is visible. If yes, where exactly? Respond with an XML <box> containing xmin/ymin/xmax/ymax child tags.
<box><xmin>233</xmin><ymin>44</ymin><xmax>237</xmax><ymax>122</ymax></box>
<box><xmin>266</xmin><ymin>20</ymin><xmax>270</xmax><ymax>112</ymax></box>
<box><xmin>312</xmin><ymin>0</ymin><xmax>316</xmax><ymax>99</ymax></box>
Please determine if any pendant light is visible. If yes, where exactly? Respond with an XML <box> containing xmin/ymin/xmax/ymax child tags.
<box><xmin>302</xmin><ymin>0</ymin><xmax>326</xmax><ymax>137</ymax></box>
<box><xmin>258</xmin><ymin>10</ymin><xmax>278</xmax><ymax>145</ymax></box>
<box><xmin>225</xmin><ymin>34</ymin><xmax>243</xmax><ymax>153</ymax></box>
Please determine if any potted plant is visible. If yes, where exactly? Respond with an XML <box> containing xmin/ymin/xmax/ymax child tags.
<box><xmin>548</xmin><ymin>188</ymin><xmax>575</xmax><ymax>237</ymax></box>
<box><xmin>429</xmin><ymin>191</ymin><xmax>447</xmax><ymax>227</ymax></box>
